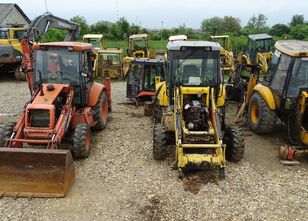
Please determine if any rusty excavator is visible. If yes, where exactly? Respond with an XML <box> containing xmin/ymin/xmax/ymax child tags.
<box><xmin>0</xmin><ymin>12</ymin><xmax>111</xmax><ymax>198</ymax></box>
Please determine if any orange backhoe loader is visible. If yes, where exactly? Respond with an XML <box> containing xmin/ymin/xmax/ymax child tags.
<box><xmin>0</xmin><ymin>13</ymin><xmax>111</xmax><ymax>198</ymax></box>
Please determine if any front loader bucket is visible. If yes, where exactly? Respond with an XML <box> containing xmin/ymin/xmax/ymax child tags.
<box><xmin>0</xmin><ymin>148</ymin><xmax>75</xmax><ymax>198</ymax></box>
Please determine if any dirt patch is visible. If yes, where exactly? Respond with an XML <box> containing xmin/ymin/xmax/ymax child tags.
<box><xmin>139</xmin><ymin>195</ymin><xmax>163</xmax><ymax>221</ymax></box>
<box><xmin>183</xmin><ymin>171</ymin><xmax>219</xmax><ymax>194</ymax></box>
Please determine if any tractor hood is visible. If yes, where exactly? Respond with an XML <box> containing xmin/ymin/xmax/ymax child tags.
<box><xmin>32</xmin><ymin>84</ymin><xmax>70</xmax><ymax>105</ymax></box>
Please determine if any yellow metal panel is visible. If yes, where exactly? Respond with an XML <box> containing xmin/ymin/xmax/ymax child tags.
<box><xmin>217</xmin><ymin>85</ymin><xmax>226</xmax><ymax>107</ymax></box>
<box><xmin>156</xmin><ymin>82</ymin><xmax>168</xmax><ymax>107</ymax></box>
<box><xmin>253</xmin><ymin>84</ymin><xmax>276</xmax><ymax>109</ymax></box>
<box><xmin>180</xmin><ymin>86</ymin><xmax>209</xmax><ymax>95</ymax></box>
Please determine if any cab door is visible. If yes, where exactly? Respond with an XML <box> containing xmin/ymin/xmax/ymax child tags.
<box><xmin>268</xmin><ymin>52</ymin><xmax>293</xmax><ymax>110</ymax></box>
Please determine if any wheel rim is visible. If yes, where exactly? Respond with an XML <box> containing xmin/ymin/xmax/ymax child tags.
<box><xmin>85</xmin><ymin>131</ymin><xmax>90</xmax><ymax>150</ymax></box>
<box><xmin>251</xmin><ymin>102</ymin><xmax>259</xmax><ymax>124</ymax></box>
<box><xmin>101</xmin><ymin>98</ymin><xmax>108</xmax><ymax>122</ymax></box>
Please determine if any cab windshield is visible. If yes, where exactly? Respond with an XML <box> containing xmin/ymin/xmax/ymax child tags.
<box><xmin>171</xmin><ymin>49</ymin><xmax>219</xmax><ymax>86</ymax></box>
<box><xmin>101</xmin><ymin>53</ymin><xmax>120</xmax><ymax>65</ymax></box>
<box><xmin>132</xmin><ymin>39</ymin><xmax>146</xmax><ymax>50</ymax></box>
<box><xmin>287</xmin><ymin>57</ymin><xmax>308</xmax><ymax>97</ymax></box>
<box><xmin>34</xmin><ymin>50</ymin><xmax>80</xmax><ymax>85</ymax></box>
<box><xmin>85</xmin><ymin>38</ymin><xmax>100</xmax><ymax>49</ymax></box>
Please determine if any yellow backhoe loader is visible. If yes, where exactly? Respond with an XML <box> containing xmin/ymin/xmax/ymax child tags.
<box><xmin>153</xmin><ymin>40</ymin><xmax>245</xmax><ymax>178</ymax></box>
<box><xmin>210</xmin><ymin>35</ymin><xmax>235</xmax><ymax>73</ymax></box>
<box><xmin>247</xmin><ymin>40</ymin><xmax>308</xmax><ymax>149</ymax></box>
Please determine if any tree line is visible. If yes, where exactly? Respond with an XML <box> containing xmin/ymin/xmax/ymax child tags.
<box><xmin>45</xmin><ymin>14</ymin><xmax>308</xmax><ymax>52</ymax></box>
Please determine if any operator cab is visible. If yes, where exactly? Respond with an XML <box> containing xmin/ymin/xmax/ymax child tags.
<box><xmin>167</xmin><ymin>41</ymin><xmax>222</xmax><ymax>104</ymax></box>
<box><xmin>128</xmin><ymin>34</ymin><xmax>149</xmax><ymax>58</ymax></box>
<box><xmin>246</xmin><ymin>34</ymin><xmax>273</xmax><ymax>63</ymax></box>
<box><xmin>126</xmin><ymin>58</ymin><xmax>166</xmax><ymax>100</ymax></box>
<box><xmin>33</xmin><ymin>42</ymin><xmax>93</xmax><ymax>106</ymax></box>
<box><xmin>264</xmin><ymin>40</ymin><xmax>308</xmax><ymax>111</ymax></box>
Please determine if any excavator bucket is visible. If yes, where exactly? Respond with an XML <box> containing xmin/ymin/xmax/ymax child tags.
<box><xmin>0</xmin><ymin>148</ymin><xmax>75</xmax><ymax>198</ymax></box>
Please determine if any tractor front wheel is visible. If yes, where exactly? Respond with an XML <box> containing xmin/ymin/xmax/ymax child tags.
<box><xmin>93</xmin><ymin>91</ymin><xmax>108</xmax><ymax>130</ymax></box>
<box><xmin>153</xmin><ymin>123</ymin><xmax>167</xmax><ymax>160</ymax></box>
<box><xmin>223</xmin><ymin>126</ymin><xmax>245</xmax><ymax>162</ymax></box>
<box><xmin>0</xmin><ymin>122</ymin><xmax>15</xmax><ymax>146</ymax></box>
<box><xmin>73</xmin><ymin>124</ymin><xmax>91</xmax><ymax>159</ymax></box>
<box><xmin>248</xmin><ymin>92</ymin><xmax>277</xmax><ymax>133</ymax></box>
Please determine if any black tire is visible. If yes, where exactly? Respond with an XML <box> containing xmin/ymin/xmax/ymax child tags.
<box><xmin>0</xmin><ymin>122</ymin><xmax>15</xmax><ymax>146</ymax></box>
<box><xmin>93</xmin><ymin>91</ymin><xmax>108</xmax><ymax>130</ymax></box>
<box><xmin>73</xmin><ymin>124</ymin><xmax>91</xmax><ymax>159</ymax></box>
<box><xmin>154</xmin><ymin>103</ymin><xmax>162</xmax><ymax>123</ymax></box>
<box><xmin>153</xmin><ymin>123</ymin><xmax>167</xmax><ymax>160</ymax></box>
<box><xmin>248</xmin><ymin>92</ymin><xmax>277</xmax><ymax>133</ymax></box>
<box><xmin>289</xmin><ymin>102</ymin><xmax>302</xmax><ymax>145</ymax></box>
<box><xmin>223</xmin><ymin>126</ymin><xmax>245</xmax><ymax>163</ymax></box>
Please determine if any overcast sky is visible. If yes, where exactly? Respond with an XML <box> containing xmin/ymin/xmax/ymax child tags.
<box><xmin>4</xmin><ymin>0</ymin><xmax>308</xmax><ymax>28</ymax></box>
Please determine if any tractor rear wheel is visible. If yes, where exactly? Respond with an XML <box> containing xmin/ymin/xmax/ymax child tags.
<box><xmin>289</xmin><ymin>102</ymin><xmax>302</xmax><ymax>145</ymax></box>
<box><xmin>223</xmin><ymin>126</ymin><xmax>245</xmax><ymax>162</ymax></box>
<box><xmin>73</xmin><ymin>124</ymin><xmax>91</xmax><ymax>159</ymax></box>
<box><xmin>0</xmin><ymin>123</ymin><xmax>15</xmax><ymax>146</ymax></box>
<box><xmin>154</xmin><ymin>102</ymin><xmax>162</xmax><ymax>123</ymax></box>
<box><xmin>248</xmin><ymin>92</ymin><xmax>277</xmax><ymax>133</ymax></box>
<box><xmin>93</xmin><ymin>91</ymin><xmax>108</xmax><ymax>130</ymax></box>
<box><xmin>153</xmin><ymin>123</ymin><xmax>167</xmax><ymax>160</ymax></box>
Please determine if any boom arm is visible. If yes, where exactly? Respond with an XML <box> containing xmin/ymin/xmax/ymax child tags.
<box><xmin>27</xmin><ymin>12</ymin><xmax>80</xmax><ymax>42</ymax></box>
<box><xmin>21</xmin><ymin>12</ymin><xmax>80</xmax><ymax>96</ymax></box>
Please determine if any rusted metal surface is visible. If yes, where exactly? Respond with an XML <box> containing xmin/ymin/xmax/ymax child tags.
<box><xmin>0</xmin><ymin>148</ymin><xmax>75</xmax><ymax>198</ymax></box>
<box><xmin>279</xmin><ymin>145</ymin><xmax>308</xmax><ymax>161</ymax></box>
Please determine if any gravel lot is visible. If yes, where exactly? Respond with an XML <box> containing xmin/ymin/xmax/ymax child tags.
<box><xmin>0</xmin><ymin>77</ymin><xmax>307</xmax><ymax>220</ymax></box>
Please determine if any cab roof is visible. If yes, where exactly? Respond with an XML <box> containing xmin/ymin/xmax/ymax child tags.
<box><xmin>133</xmin><ymin>58</ymin><xmax>165</xmax><ymax>64</ymax></box>
<box><xmin>248</xmin><ymin>34</ymin><xmax>272</xmax><ymax>41</ymax></box>
<box><xmin>168</xmin><ymin>35</ymin><xmax>187</xmax><ymax>42</ymax></box>
<box><xmin>83</xmin><ymin>34</ymin><xmax>103</xmax><ymax>39</ymax></box>
<box><xmin>33</xmin><ymin>42</ymin><xmax>93</xmax><ymax>51</ymax></box>
<box><xmin>275</xmin><ymin>40</ymin><xmax>308</xmax><ymax>57</ymax></box>
<box><xmin>167</xmin><ymin>40</ymin><xmax>221</xmax><ymax>51</ymax></box>
<box><xmin>99</xmin><ymin>48</ymin><xmax>123</xmax><ymax>53</ymax></box>
<box><xmin>210</xmin><ymin>35</ymin><xmax>230</xmax><ymax>39</ymax></box>
<box><xmin>129</xmin><ymin>33</ymin><xmax>148</xmax><ymax>40</ymax></box>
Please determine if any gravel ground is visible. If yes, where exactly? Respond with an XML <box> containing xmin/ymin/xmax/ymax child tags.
<box><xmin>0</xmin><ymin>78</ymin><xmax>307</xmax><ymax>220</ymax></box>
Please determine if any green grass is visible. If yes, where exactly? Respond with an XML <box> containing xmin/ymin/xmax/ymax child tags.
<box><xmin>105</xmin><ymin>37</ymin><xmax>248</xmax><ymax>54</ymax></box>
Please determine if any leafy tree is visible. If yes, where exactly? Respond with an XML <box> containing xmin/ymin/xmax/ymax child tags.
<box><xmin>90</xmin><ymin>21</ymin><xmax>112</xmax><ymax>34</ymax></box>
<box><xmin>116</xmin><ymin>17</ymin><xmax>130</xmax><ymax>38</ymax></box>
<box><xmin>45</xmin><ymin>29</ymin><xmax>66</xmax><ymax>42</ymax></box>
<box><xmin>245</xmin><ymin>14</ymin><xmax>268</xmax><ymax>34</ymax></box>
<box><xmin>201</xmin><ymin>17</ymin><xmax>223</xmax><ymax>35</ymax></box>
<box><xmin>290</xmin><ymin>24</ymin><xmax>308</xmax><ymax>39</ymax></box>
<box><xmin>290</xmin><ymin>14</ymin><xmax>304</xmax><ymax>27</ymax></box>
<box><xmin>70</xmin><ymin>15</ymin><xmax>90</xmax><ymax>38</ymax></box>
<box><xmin>269</xmin><ymin>24</ymin><xmax>290</xmax><ymax>36</ymax></box>
<box><xmin>129</xmin><ymin>24</ymin><xmax>141</xmax><ymax>35</ymax></box>
<box><xmin>161</xmin><ymin>29</ymin><xmax>171</xmax><ymax>39</ymax></box>
<box><xmin>222</xmin><ymin>16</ymin><xmax>241</xmax><ymax>34</ymax></box>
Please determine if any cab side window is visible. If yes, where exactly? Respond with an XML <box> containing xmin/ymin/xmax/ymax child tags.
<box><xmin>270</xmin><ymin>53</ymin><xmax>292</xmax><ymax>95</ymax></box>
<box><xmin>81</xmin><ymin>51</ymin><xmax>92</xmax><ymax>73</ymax></box>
